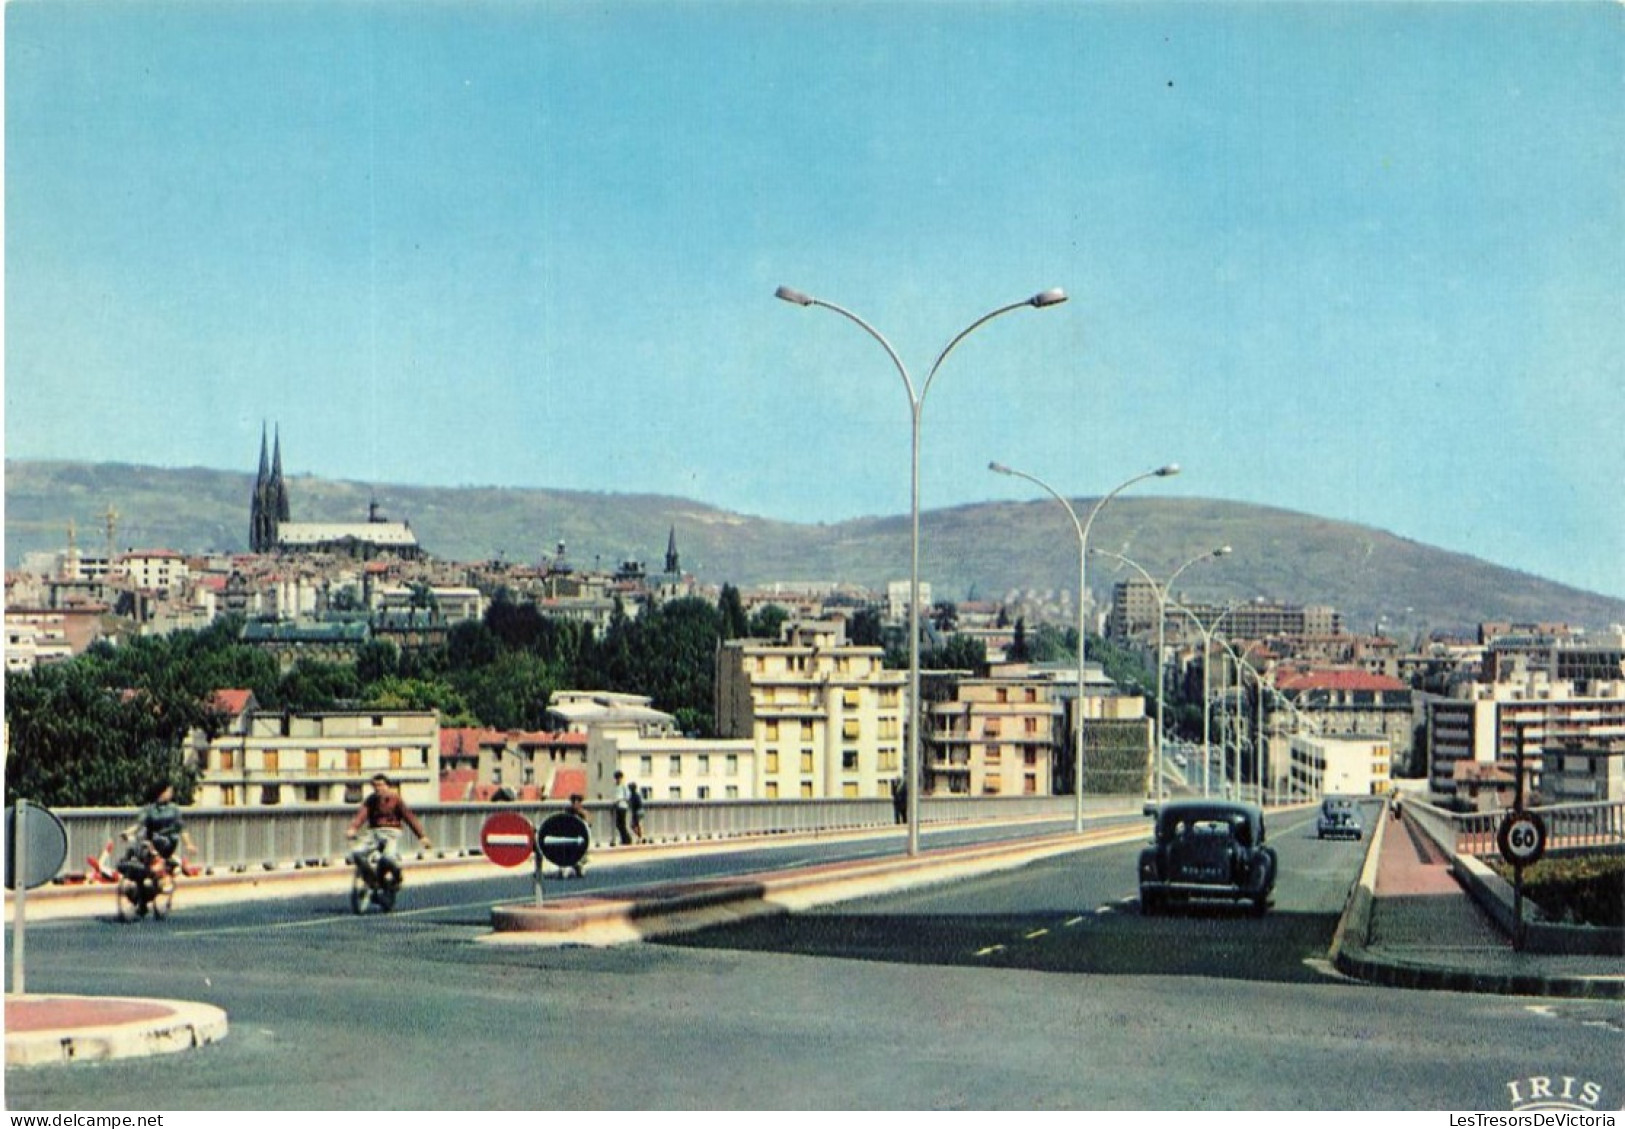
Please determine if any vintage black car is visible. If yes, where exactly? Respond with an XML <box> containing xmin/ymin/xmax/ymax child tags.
<box><xmin>1316</xmin><ymin>797</ymin><xmax>1364</xmax><ymax>841</ymax></box>
<box><xmin>1138</xmin><ymin>799</ymin><xmax>1277</xmax><ymax>916</ymax></box>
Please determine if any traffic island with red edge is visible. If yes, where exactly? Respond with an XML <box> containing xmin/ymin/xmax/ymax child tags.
<box><xmin>5</xmin><ymin>995</ymin><xmax>229</xmax><ymax>1066</ymax></box>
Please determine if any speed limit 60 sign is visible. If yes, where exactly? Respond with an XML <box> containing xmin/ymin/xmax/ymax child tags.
<box><xmin>1497</xmin><ymin>810</ymin><xmax>1548</xmax><ymax>867</ymax></box>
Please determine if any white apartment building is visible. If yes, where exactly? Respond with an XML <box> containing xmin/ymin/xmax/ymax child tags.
<box><xmin>715</xmin><ymin>620</ymin><xmax>907</xmax><ymax>800</ymax></box>
<box><xmin>117</xmin><ymin>549</ymin><xmax>190</xmax><ymax>594</ymax></box>
<box><xmin>1289</xmin><ymin>732</ymin><xmax>1393</xmax><ymax>798</ymax></box>
<box><xmin>190</xmin><ymin>705</ymin><xmax>439</xmax><ymax>808</ymax></box>
<box><xmin>545</xmin><ymin>690</ymin><xmax>753</xmax><ymax>803</ymax></box>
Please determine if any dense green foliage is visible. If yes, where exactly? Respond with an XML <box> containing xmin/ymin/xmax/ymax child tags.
<box><xmin>1490</xmin><ymin>854</ymin><xmax>1625</xmax><ymax>928</ymax></box>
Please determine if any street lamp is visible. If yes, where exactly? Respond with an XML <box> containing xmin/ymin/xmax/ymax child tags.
<box><xmin>988</xmin><ymin>462</ymin><xmax>1178</xmax><ymax>831</ymax></box>
<box><xmin>1091</xmin><ymin>546</ymin><xmax>1229</xmax><ymax>801</ymax></box>
<box><xmin>777</xmin><ymin>284</ymin><xmax>1066</xmax><ymax>856</ymax></box>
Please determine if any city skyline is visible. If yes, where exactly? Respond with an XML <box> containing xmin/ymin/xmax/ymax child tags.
<box><xmin>5</xmin><ymin>3</ymin><xmax>1622</xmax><ymax>600</ymax></box>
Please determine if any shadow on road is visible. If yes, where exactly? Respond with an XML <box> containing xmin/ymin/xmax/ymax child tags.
<box><xmin>658</xmin><ymin>903</ymin><xmax>1345</xmax><ymax>984</ymax></box>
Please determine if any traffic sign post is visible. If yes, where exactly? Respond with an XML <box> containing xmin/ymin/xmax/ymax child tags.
<box><xmin>1497</xmin><ymin>809</ymin><xmax>1547</xmax><ymax>952</ymax></box>
<box><xmin>480</xmin><ymin>810</ymin><xmax>544</xmax><ymax>906</ymax></box>
<box><xmin>6</xmin><ymin>800</ymin><xmax>70</xmax><ymax>996</ymax></box>
<box><xmin>535</xmin><ymin>813</ymin><xmax>590</xmax><ymax>871</ymax></box>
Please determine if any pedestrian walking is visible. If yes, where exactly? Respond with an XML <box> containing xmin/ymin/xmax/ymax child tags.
<box><xmin>611</xmin><ymin>771</ymin><xmax>634</xmax><ymax>845</ymax></box>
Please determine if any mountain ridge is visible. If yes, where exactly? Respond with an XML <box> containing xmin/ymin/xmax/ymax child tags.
<box><xmin>7</xmin><ymin>459</ymin><xmax>1623</xmax><ymax>636</ymax></box>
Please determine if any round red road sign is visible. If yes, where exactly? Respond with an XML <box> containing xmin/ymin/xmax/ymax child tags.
<box><xmin>480</xmin><ymin>811</ymin><xmax>535</xmax><ymax>868</ymax></box>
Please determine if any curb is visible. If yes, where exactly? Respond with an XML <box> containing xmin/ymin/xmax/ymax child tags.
<box><xmin>5</xmin><ymin>996</ymin><xmax>229</xmax><ymax>1067</ymax></box>
<box><xmin>487</xmin><ymin>824</ymin><xmax>1152</xmax><ymax>946</ymax></box>
<box><xmin>1328</xmin><ymin>813</ymin><xmax>1625</xmax><ymax>1001</ymax></box>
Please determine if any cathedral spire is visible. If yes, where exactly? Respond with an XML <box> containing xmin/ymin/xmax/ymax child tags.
<box><xmin>271</xmin><ymin>426</ymin><xmax>290</xmax><ymax>521</ymax></box>
<box><xmin>665</xmin><ymin>525</ymin><xmax>680</xmax><ymax>576</ymax></box>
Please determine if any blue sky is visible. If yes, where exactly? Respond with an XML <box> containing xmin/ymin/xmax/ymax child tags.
<box><xmin>6</xmin><ymin>2</ymin><xmax>1622</xmax><ymax>599</ymax></box>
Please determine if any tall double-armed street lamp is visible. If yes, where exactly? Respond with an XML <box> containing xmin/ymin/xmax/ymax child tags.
<box><xmin>775</xmin><ymin>284</ymin><xmax>1068</xmax><ymax>857</ymax></box>
<box><xmin>1090</xmin><ymin>546</ymin><xmax>1229</xmax><ymax>801</ymax></box>
<box><xmin>987</xmin><ymin>462</ymin><xmax>1179</xmax><ymax>831</ymax></box>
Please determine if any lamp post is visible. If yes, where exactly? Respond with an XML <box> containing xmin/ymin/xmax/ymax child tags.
<box><xmin>776</xmin><ymin>284</ymin><xmax>1066</xmax><ymax>856</ymax></box>
<box><xmin>990</xmin><ymin>462</ymin><xmax>1178</xmax><ymax>831</ymax></box>
<box><xmin>1212</xmin><ymin>635</ymin><xmax>1265</xmax><ymax>804</ymax></box>
<box><xmin>1091</xmin><ymin>546</ymin><xmax>1229</xmax><ymax>802</ymax></box>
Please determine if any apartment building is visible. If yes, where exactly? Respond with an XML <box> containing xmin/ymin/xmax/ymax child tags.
<box><xmin>1425</xmin><ymin>675</ymin><xmax>1625</xmax><ymax>804</ymax></box>
<box><xmin>1107</xmin><ymin>578</ymin><xmax>1342</xmax><ymax>641</ymax></box>
<box><xmin>1288</xmin><ymin>732</ymin><xmax>1393</xmax><ymax>797</ymax></box>
<box><xmin>190</xmin><ymin>700</ymin><xmax>439</xmax><ymax>808</ymax></box>
<box><xmin>715</xmin><ymin>620</ymin><xmax>906</xmax><ymax>800</ymax></box>
<box><xmin>923</xmin><ymin>672</ymin><xmax>1063</xmax><ymax>796</ymax></box>
<box><xmin>1273</xmin><ymin>668</ymin><xmax>1415</xmax><ymax>769</ymax></box>
<box><xmin>544</xmin><ymin>690</ymin><xmax>754</xmax><ymax>802</ymax></box>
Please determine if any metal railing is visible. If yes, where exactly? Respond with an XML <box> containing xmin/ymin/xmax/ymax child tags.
<box><xmin>39</xmin><ymin>794</ymin><xmax>1141</xmax><ymax>878</ymax></box>
<box><xmin>1402</xmin><ymin>798</ymin><xmax>1625</xmax><ymax>859</ymax></box>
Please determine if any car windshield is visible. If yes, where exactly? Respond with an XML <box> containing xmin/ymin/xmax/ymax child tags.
<box><xmin>1158</xmin><ymin>806</ymin><xmax>1255</xmax><ymax>844</ymax></box>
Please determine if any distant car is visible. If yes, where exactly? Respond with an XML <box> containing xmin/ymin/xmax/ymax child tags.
<box><xmin>1138</xmin><ymin>800</ymin><xmax>1277</xmax><ymax>916</ymax></box>
<box><xmin>1316</xmin><ymin>797</ymin><xmax>1364</xmax><ymax>841</ymax></box>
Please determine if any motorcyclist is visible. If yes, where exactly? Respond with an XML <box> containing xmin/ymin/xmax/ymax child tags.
<box><xmin>346</xmin><ymin>774</ymin><xmax>432</xmax><ymax>885</ymax></box>
<box><xmin>121</xmin><ymin>781</ymin><xmax>197</xmax><ymax>882</ymax></box>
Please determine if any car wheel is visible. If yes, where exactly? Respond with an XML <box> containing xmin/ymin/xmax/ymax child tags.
<box><xmin>1140</xmin><ymin>890</ymin><xmax>1159</xmax><ymax>916</ymax></box>
<box><xmin>1250</xmin><ymin>895</ymin><xmax>1269</xmax><ymax>917</ymax></box>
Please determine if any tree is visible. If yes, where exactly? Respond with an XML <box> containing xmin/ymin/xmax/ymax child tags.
<box><xmin>1009</xmin><ymin>618</ymin><xmax>1032</xmax><ymax>662</ymax></box>
<box><xmin>718</xmin><ymin>584</ymin><xmax>750</xmax><ymax>640</ymax></box>
<box><xmin>847</xmin><ymin>607</ymin><xmax>885</xmax><ymax>648</ymax></box>
<box><xmin>748</xmin><ymin>603</ymin><xmax>789</xmax><ymax>640</ymax></box>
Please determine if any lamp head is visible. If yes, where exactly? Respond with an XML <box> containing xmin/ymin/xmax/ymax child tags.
<box><xmin>988</xmin><ymin>461</ymin><xmax>1014</xmax><ymax>476</ymax></box>
<box><xmin>1029</xmin><ymin>288</ymin><xmax>1068</xmax><ymax>308</ymax></box>
<box><xmin>774</xmin><ymin>285</ymin><xmax>814</xmax><ymax>307</ymax></box>
<box><xmin>1156</xmin><ymin>464</ymin><xmax>1181</xmax><ymax>477</ymax></box>
<box><xmin>1214</xmin><ymin>545</ymin><xmax>1233</xmax><ymax>558</ymax></box>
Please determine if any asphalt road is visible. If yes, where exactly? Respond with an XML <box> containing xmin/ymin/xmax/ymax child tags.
<box><xmin>7</xmin><ymin>808</ymin><xmax>1622</xmax><ymax>1111</ymax></box>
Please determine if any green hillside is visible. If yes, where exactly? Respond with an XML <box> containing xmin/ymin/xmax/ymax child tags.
<box><xmin>7</xmin><ymin>459</ymin><xmax>1623</xmax><ymax>635</ymax></box>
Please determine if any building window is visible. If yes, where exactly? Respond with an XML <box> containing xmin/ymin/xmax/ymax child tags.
<box><xmin>842</xmin><ymin>750</ymin><xmax>859</xmax><ymax>771</ymax></box>
<box><xmin>304</xmin><ymin>784</ymin><xmax>323</xmax><ymax>803</ymax></box>
<box><xmin>800</xmin><ymin>750</ymin><xmax>814</xmax><ymax>773</ymax></box>
<box><xmin>670</xmin><ymin>755</ymin><xmax>682</xmax><ymax>775</ymax></box>
<box><xmin>1024</xmin><ymin>774</ymin><xmax>1037</xmax><ymax>794</ymax></box>
<box><xmin>842</xmin><ymin>719</ymin><xmax>860</xmax><ymax>741</ymax></box>
<box><xmin>347</xmin><ymin>749</ymin><xmax>362</xmax><ymax>773</ymax></box>
<box><xmin>800</xmin><ymin>781</ymin><xmax>814</xmax><ymax>799</ymax></box>
<box><xmin>726</xmin><ymin>785</ymin><xmax>739</xmax><ymax>799</ymax></box>
<box><xmin>218</xmin><ymin>749</ymin><xmax>236</xmax><ymax>771</ymax></box>
<box><xmin>842</xmin><ymin>781</ymin><xmax>859</xmax><ymax>798</ymax></box>
<box><xmin>264</xmin><ymin>750</ymin><xmax>280</xmax><ymax>773</ymax></box>
<box><xmin>697</xmin><ymin>785</ymin><xmax>710</xmax><ymax>800</ymax></box>
<box><xmin>640</xmin><ymin>755</ymin><xmax>653</xmax><ymax>776</ymax></box>
<box><xmin>765</xmin><ymin>720</ymin><xmax>779</xmax><ymax>742</ymax></box>
<box><xmin>843</xmin><ymin>688</ymin><xmax>860</xmax><ymax>708</ymax></box>
<box><xmin>260</xmin><ymin>784</ymin><xmax>282</xmax><ymax>806</ymax></box>
<box><xmin>726</xmin><ymin>754</ymin><xmax>739</xmax><ymax>776</ymax></box>
<box><xmin>766</xmin><ymin>751</ymin><xmax>779</xmax><ymax>773</ymax></box>
<box><xmin>698</xmin><ymin>755</ymin><xmax>711</xmax><ymax>774</ymax></box>
<box><xmin>306</xmin><ymin>750</ymin><xmax>320</xmax><ymax>772</ymax></box>
<box><xmin>390</xmin><ymin>748</ymin><xmax>403</xmax><ymax>770</ymax></box>
<box><xmin>800</xmin><ymin>721</ymin><xmax>814</xmax><ymax>742</ymax></box>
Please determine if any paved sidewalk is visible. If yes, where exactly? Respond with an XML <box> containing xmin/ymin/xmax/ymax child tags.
<box><xmin>1336</xmin><ymin>811</ymin><xmax>1624</xmax><ymax>999</ymax></box>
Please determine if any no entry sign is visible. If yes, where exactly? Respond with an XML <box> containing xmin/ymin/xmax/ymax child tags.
<box><xmin>480</xmin><ymin>811</ymin><xmax>535</xmax><ymax>868</ymax></box>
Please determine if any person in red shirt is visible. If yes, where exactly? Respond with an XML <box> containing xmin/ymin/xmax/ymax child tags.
<box><xmin>346</xmin><ymin>774</ymin><xmax>432</xmax><ymax>881</ymax></box>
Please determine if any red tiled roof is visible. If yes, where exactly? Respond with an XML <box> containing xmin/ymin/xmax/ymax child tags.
<box><xmin>439</xmin><ymin>727</ymin><xmax>508</xmax><ymax>756</ymax></box>
<box><xmin>208</xmin><ymin>689</ymin><xmax>255</xmax><ymax>716</ymax></box>
<box><xmin>549</xmin><ymin>767</ymin><xmax>588</xmax><ymax>800</ymax></box>
<box><xmin>1275</xmin><ymin>669</ymin><xmax>1408</xmax><ymax>693</ymax></box>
